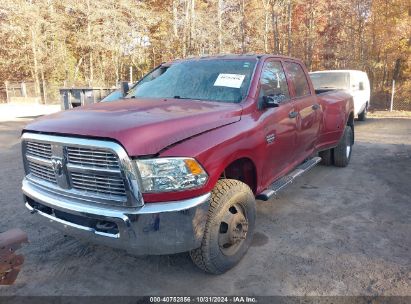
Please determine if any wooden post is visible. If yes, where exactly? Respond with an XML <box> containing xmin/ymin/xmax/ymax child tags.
<box><xmin>41</xmin><ymin>70</ymin><xmax>47</xmax><ymax>104</ymax></box>
<box><xmin>4</xmin><ymin>81</ymin><xmax>9</xmax><ymax>103</ymax></box>
<box><xmin>21</xmin><ymin>82</ymin><xmax>27</xmax><ymax>97</ymax></box>
<box><xmin>390</xmin><ymin>80</ymin><xmax>395</xmax><ymax>112</ymax></box>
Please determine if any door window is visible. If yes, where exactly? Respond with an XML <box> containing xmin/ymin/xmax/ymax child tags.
<box><xmin>284</xmin><ymin>62</ymin><xmax>311</xmax><ymax>97</ymax></box>
<box><xmin>359</xmin><ymin>81</ymin><xmax>365</xmax><ymax>90</ymax></box>
<box><xmin>259</xmin><ymin>61</ymin><xmax>290</xmax><ymax>105</ymax></box>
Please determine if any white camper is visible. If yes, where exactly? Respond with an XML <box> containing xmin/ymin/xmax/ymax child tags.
<box><xmin>309</xmin><ymin>70</ymin><xmax>370</xmax><ymax>121</ymax></box>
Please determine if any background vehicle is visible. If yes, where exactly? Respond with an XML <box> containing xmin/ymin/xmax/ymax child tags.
<box><xmin>309</xmin><ymin>70</ymin><xmax>370</xmax><ymax>121</ymax></box>
<box><xmin>21</xmin><ymin>55</ymin><xmax>354</xmax><ymax>274</ymax></box>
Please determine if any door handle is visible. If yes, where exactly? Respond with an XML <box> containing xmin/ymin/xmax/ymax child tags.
<box><xmin>288</xmin><ymin>111</ymin><xmax>298</xmax><ymax>119</ymax></box>
<box><xmin>312</xmin><ymin>104</ymin><xmax>320</xmax><ymax>110</ymax></box>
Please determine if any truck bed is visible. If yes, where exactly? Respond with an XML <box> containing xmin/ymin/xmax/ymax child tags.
<box><xmin>316</xmin><ymin>90</ymin><xmax>354</xmax><ymax>151</ymax></box>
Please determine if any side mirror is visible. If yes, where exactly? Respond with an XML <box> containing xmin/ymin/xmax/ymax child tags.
<box><xmin>262</xmin><ymin>94</ymin><xmax>285</xmax><ymax>108</ymax></box>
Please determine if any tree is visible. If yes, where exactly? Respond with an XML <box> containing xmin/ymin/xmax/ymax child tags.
<box><xmin>0</xmin><ymin>0</ymin><xmax>409</xmax><ymax>107</ymax></box>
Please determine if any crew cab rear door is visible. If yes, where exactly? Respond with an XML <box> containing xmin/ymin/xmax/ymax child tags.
<box><xmin>283</xmin><ymin>61</ymin><xmax>321</xmax><ymax>158</ymax></box>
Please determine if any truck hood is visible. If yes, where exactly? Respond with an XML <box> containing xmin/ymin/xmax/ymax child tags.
<box><xmin>24</xmin><ymin>98</ymin><xmax>242</xmax><ymax>156</ymax></box>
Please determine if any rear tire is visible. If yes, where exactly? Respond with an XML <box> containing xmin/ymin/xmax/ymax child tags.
<box><xmin>190</xmin><ymin>179</ymin><xmax>256</xmax><ymax>274</ymax></box>
<box><xmin>319</xmin><ymin>149</ymin><xmax>333</xmax><ymax>166</ymax></box>
<box><xmin>358</xmin><ymin>106</ymin><xmax>367</xmax><ymax>121</ymax></box>
<box><xmin>334</xmin><ymin>126</ymin><xmax>353</xmax><ymax>167</ymax></box>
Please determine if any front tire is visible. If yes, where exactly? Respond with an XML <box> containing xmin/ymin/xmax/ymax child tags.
<box><xmin>190</xmin><ymin>179</ymin><xmax>256</xmax><ymax>274</ymax></box>
<box><xmin>333</xmin><ymin>126</ymin><xmax>353</xmax><ymax>167</ymax></box>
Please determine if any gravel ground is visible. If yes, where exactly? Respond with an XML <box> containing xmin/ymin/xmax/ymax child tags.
<box><xmin>0</xmin><ymin>115</ymin><xmax>410</xmax><ymax>297</ymax></box>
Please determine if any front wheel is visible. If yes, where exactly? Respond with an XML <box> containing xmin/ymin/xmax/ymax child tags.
<box><xmin>190</xmin><ymin>179</ymin><xmax>256</xmax><ymax>274</ymax></box>
<box><xmin>333</xmin><ymin>126</ymin><xmax>353</xmax><ymax>167</ymax></box>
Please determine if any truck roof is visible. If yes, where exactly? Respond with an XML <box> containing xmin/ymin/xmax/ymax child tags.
<box><xmin>166</xmin><ymin>54</ymin><xmax>303</xmax><ymax>64</ymax></box>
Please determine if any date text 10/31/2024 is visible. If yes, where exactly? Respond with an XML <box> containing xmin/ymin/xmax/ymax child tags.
<box><xmin>149</xmin><ymin>296</ymin><xmax>258</xmax><ymax>303</ymax></box>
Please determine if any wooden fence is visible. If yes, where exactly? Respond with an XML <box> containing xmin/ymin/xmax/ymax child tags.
<box><xmin>1</xmin><ymin>81</ymin><xmax>115</xmax><ymax>107</ymax></box>
<box><xmin>0</xmin><ymin>81</ymin><xmax>41</xmax><ymax>103</ymax></box>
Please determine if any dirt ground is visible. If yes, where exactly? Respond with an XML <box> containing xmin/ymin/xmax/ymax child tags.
<box><xmin>0</xmin><ymin>114</ymin><xmax>410</xmax><ymax>296</ymax></box>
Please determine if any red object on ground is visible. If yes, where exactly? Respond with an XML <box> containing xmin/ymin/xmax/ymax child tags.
<box><xmin>0</xmin><ymin>228</ymin><xmax>28</xmax><ymax>285</ymax></box>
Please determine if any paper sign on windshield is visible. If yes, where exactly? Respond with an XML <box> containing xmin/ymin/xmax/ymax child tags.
<box><xmin>214</xmin><ymin>74</ymin><xmax>245</xmax><ymax>88</ymax></box>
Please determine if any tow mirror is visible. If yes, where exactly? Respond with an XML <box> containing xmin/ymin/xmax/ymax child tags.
<box><xmin>262</xmin><ymin>94</ymin><xmax>285</xmax><ymax>108</ymax></box>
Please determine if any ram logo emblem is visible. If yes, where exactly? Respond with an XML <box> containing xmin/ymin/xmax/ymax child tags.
<box><xmin>51</xmin><ymin>158</ymin><xmax>63</xmax><ymax>177</ymax></box>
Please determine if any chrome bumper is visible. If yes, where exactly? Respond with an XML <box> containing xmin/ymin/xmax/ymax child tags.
<box><xmin>22</xmin><ymin>178</ymin><xmax>210</xmax><ymax>255</ymax></box>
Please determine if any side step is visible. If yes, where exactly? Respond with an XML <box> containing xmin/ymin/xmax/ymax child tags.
<box><xmin>256</xmin><ymin>157</ymin><xmax>322</xmax><ymax>201</ymax></box>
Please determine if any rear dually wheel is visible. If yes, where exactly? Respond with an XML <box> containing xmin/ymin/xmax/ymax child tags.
<box><xmin>333</xmin><ymin>126</ymin><xmax>353</xmax><ymax>167</ymax></box>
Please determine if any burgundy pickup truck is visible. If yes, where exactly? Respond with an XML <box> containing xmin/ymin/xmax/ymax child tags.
<box><xmin>21</xmin><ymin>55</ymin><xmax>354</xmax><ymax>274</ymax></box>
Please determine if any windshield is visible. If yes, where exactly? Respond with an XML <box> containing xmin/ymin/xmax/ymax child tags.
<box><xmin>310</xmin><ymin>72</ymin><xmax>350</xmax><ymax>90</ymax></box>
<box><xmin>126</xmin><ymin>59</ymin><xmax>256</xmax><ymax>103</ymax></box>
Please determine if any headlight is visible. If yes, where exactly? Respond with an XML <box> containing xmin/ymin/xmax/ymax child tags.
<box><xmin>135</xmin><ymin>157</ymin><xmax>208</xmax><ymax>193</ymax></box>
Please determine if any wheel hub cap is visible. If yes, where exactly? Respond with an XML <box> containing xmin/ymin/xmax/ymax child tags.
<box><xmin>218</xmin><ymin>203</ymin><xmax>248</xmax><ymax>256</ymax></box>
<box><xmin>229</xmin><ymin>213</ymin><xmax>248</xmax><ymax>242</ymax></box>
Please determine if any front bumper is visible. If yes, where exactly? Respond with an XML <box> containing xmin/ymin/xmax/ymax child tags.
<box><xmin>22</xmin><ymin>178</ymin><xmax>210</xmax><ymax>255</ymax></box>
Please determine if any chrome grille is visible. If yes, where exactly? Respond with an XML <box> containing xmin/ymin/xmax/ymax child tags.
<box><xmin>24</xmin><ymin>139</ymin><xmax>128</xmax><ymax>204</ymax></box>
<box><xmin>67</xmin><ymin>147</ymin><xmax>120</xmax><ymax>170</ymax></box>
<box><xmin>26</xmin><ymin>142</ymin><xmax>52</xmax><ymax>160</ymax></box>
<box><xmin>28</xmin><ymin>161</ymin><xmax>56</xmax><ymax>184</ymax></box>
<box><xmin>71</xmin><ymin>172</ymin><xmax>126</xmax><ymax>197</ymax></box>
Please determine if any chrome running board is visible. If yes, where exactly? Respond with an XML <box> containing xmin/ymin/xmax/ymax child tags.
<box><xmin>256</xmin><ymin>157</ymin><xmax>322</xmax><ymax>201</ymax></box>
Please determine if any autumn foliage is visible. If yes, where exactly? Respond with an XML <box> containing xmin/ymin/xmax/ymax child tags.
<box><xmin>0</xmin><ymin>0</ymin><xmax>409</xmax><ymax>107</ymax></box>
